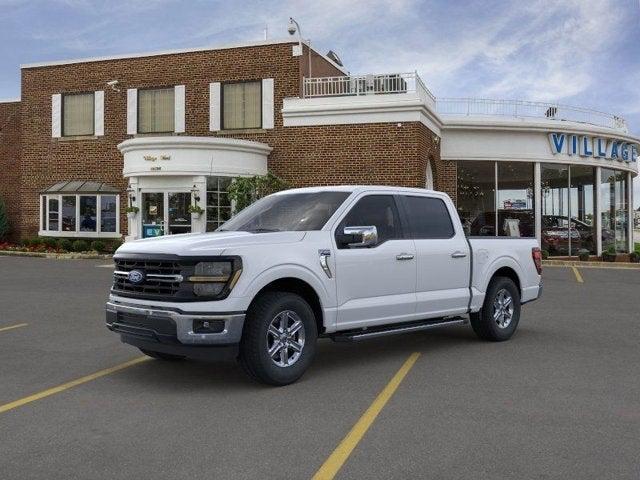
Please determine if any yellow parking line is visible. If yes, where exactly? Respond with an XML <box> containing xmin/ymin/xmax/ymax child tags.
<box><xmin>0</xmin><ymin>356</ymin><xmax>150</xmax><ymax>415</ymax></box>
<box><xmin>312</xmin><ymin>352</ymin><xmax>421</xmax><ymax>480</ymax></box>
<box><xmin>0</xmin><ymin>323</ymin><xmax>28</xmax><ymax>333</ymax></box>
<box><xmin>571</xmin><ymin>266</ymin><xmax>584</xmax><ymax>283</ymax></box>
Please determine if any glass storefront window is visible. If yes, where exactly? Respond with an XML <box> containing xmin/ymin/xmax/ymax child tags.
<box><xmin>61</xmin><ymin>196</ymin><xmax>76</xmax><ymax>232</ymax></box>
<box><xmin>456</xmin><ymin>161</ymin><xmax>496</xmax><ymax>236</ymax></box>
<box><xmin>100</xmin><ymin>195</ymin><xmax>117</xmax><ymax>233</ymax></box>
<box><xmin>497</xmin><ymin>163</ymin><xmax>535</xmax><ymax>237</ymax></box>
<box><xmin>79</xmin><ymin>196</ymin><xmax>97</xmax><ymax>232</ymax></box>
<box><xmin>168</xmin><ymin>192</ymin><xmax>191</xmax><ymax>235</ymax></box>
<box><xmin>541</xmin><ymin>164</ymin><xmax>570</xmax><ymax>256</ymax></box>
<box><xmin>206</xmin><ymin>176</ymin><xmax>232</xmax><ymax>232</ymax></box>
<box><xmin>48</xmin><ymin>197</ymin><xmax>59</xmax><ymax>231</ymax></box>
<box><xmin>601</xmin><ymin>168</ymin><xmax>628</xmax><ymax>253</ymax></box>
<box><xmin>569</xmin><ymin>166</ymin><xmax>596</xmax><ymax>255</ymax></box>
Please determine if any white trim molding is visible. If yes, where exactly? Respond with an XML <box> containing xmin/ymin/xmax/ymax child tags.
<box><xmin>262</xmin><ymin>78</ymin><xmax>275</xmax><ymax>129</ymax></box>
<box><xmin>94</xmin><ymin>90</ymin><xmax>104</xmax><ymax>136</ymax></box>
<box><xmin>51</xmin><ymin>94</ymin><xmax>62</xmax><ymax>138</ymax></box>
<box><xmin>174</xmin><ymin>85</ymin><xmax>186</xmax><ymax>133</ymax></box>
<box><xmin>126</xmin><ymin>88</ymin><xmax>137</xmax><ymax>135</ymax></box>
<box><xmin>118</xmin><ymin>135</ymin><xmax>271</xmax><ymax>178</ymax></box>
<box><xmin>209</xmin><ymin>82</ymin><xmax>221</xmax><ymax>131</ymax></box>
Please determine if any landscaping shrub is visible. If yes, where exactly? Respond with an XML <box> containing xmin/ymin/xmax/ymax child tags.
<box><xmin>21</xmin><ymin>238</ymin><xmax>32</xmax><ymax>247</ymax></box>
<box><xmin>90</xmin><ymin>240</ymin><xmax>106</xmax><ymax>252</ymax></box>
<box><xmin>58</xmin><ymin>239</ymin><xmax>73</xmax><ymax>252</ymax></box>
<box><xmin>541</xmin><ymin>249</ymin><xmax>549</xmax><ymax>260</ymax></box>
<box><xmin>29</xmin><ymin>237</ymin><xmax>43</xmax><ymax>247</ymax></box>
<box><xmin>41</xmin><ymin>237</ymin><xmax>58</xmax><ymax>249</ymax></box>
<box><xmin>107</xmin><ymin>239</ymin><xmax>123</xmax><ymax>253</ymax></box>
<box><xmin>0</xmin><ymin>197</ymin><xmax>9</xmax><ymax>241</ymax></box>
<box><xmin>72</xmin><ymin>239</ymin><xmax>89</xmax><ymax>252</ymax></box>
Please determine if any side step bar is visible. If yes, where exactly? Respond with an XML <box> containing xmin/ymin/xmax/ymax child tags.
<box><xmin>330</xmin><ymin>317</ymin><xmax>467</xmax><ymax>343</ymax></box>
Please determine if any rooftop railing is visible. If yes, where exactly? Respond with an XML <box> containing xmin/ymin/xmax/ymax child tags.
<box><xmin>301</xmin><ymin>73</ymin><xmax>628</xmax><ymax>132</ymax></box>
<box><xmin>302</xmin><ymin>72</ymin><xmax>436</xmax><ymax>106</ymax></box>
<box><xmin>436</xmin><ymin>97</ymin><xmax>628</xmax><ymax>132</ymax></box>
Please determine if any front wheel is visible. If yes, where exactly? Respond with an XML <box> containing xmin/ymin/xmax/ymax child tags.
<box><xmin>470</xmin><ymin>276</ymin><xmax>521</xmax><ymax>341</ymax></box>
<box><xmin>239</xmin><ymin>292</ymin><xmax>317</xmax><ymax>386</ymax></box>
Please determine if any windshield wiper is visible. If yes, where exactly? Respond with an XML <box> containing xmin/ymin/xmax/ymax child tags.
<box><xmin>246</xmin><ymin>228</ymin><xmax>280</xmax><ymax>233</ymax></box>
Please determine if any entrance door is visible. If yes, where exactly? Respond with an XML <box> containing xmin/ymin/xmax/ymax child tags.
<box><xmin>168</xmin><ymin>192</ymin><xmax>191</xmax><ymax>235</ymax></box>
<box><xmin>142</xmin><ymin>192</ymin><xmax>165</xmax><ymax>238</ymax></box>
<box><xmin>141</xmin><ymin>192</ymin><xmax>192</xmax><ymax>238</ymax></box>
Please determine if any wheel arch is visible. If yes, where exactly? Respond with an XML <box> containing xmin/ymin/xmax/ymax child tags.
<box><xmin>489</xmin><ymin>266</ymin><xmax>522</xmax><ymax>296</ymax></box>
<box><xmin>247</xmin><ymin>277</ymin><xmax>325</xmax><ymax>335</ymax></box>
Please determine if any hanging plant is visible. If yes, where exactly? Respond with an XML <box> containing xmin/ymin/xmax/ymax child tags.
<box><xmin>187</xmin><ymin>204</ymin><xmax>204</xmax><ymax>215</ymax></box>
<box><xmin>125</xmin><ymin>206</ymin><xmax>139</xmax><ymax>214</ymax></box>
<box><xmin>227</xmin><ymin>172</ymin><xmax>290</xmax><ymax>212</ymax></box>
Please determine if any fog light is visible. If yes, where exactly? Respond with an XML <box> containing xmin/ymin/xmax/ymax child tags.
<box><xmin>193</xmin><ymin>319</ymin><xmax>225</xmax><ymax>334</ymax></box>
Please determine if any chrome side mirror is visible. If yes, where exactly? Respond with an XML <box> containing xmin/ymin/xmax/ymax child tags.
<box><xmin>339</xmin><ymin>226</ymin><xmax>378</xmax><ymax>248</ymax></box>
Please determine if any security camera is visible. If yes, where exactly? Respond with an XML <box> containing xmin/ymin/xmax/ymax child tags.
<box><xmin>287</xmin><ymin>18</ymin><xmax>297</xmax><ymax>35</ymax></box>
<box><xmin>106</xmin><ymin>80</ymin><xmax>120</xmax><ymax>92</ymax></box>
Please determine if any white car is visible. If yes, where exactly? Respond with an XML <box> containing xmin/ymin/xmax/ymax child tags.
<box><xmin>106</xmin><ymin>186</ymin><xmax>542</xmax><ymax>385</ymax></box>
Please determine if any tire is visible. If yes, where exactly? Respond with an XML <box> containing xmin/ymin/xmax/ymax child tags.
<box><xmin>470</xmin><ymin>276</ymin><xmax>521</xmax><ymax>342</ymax></box>
<box><xmin>139</xmin><ymin>348</ymin><xmax>185</xmax><ymax>361</ymax></box>
<box><xmin>239</xmin><ymin>291</ymin><xmax>318</xmax><ymax>386</ymax></box>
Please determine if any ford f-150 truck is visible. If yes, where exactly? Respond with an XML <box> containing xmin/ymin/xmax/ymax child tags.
<box><xmin>106</xmin><ymin>186</ymin><xmax>542</xmax><ymax>385</ymax></box>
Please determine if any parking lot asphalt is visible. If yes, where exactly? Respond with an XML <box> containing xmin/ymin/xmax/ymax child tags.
<box><xmin>0</xmin><ymin>257</ymin><xmax>639</xmax><ymax>479</ymax></box>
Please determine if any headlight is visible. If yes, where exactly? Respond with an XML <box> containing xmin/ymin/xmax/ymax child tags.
<box><xmin>189</xmin><ymin>260</ymin><xmax>242</xmax><ymax>298</ymax></box>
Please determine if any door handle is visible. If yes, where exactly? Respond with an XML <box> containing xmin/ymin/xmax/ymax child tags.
<box><xmin>451</xmin><ymin>251</ymin><xmax>467</xmax><ymax>258</ymax></box>
<box><xmin>396</xmin><ymin>253</ymin><xmax>415</xmax><ymax>261</ymax></box>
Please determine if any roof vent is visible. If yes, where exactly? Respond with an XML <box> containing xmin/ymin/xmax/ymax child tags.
<box><xmin>326</xmin><ymin>50</ymin><xmax>343</xmax><ymax>67</ymax></box>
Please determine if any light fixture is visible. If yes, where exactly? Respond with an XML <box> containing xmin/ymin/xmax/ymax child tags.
<box><xmin>126</xmin><ymin>185</ymin><xmax>136</xmax><ymax>202</ymax></box>
<box><xmin>191</xmin><ymin>184</ymin><xmax>201</xmax><ymax>202</ymax></box>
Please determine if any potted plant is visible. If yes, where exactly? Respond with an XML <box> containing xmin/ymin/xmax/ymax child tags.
<box><xmin>577</xmin><ymin>249</ymin><xmax>590</xmax><ymax>261</ymax></box>
<box><xmin>188</xmin><ymin>204</ymin><xmax>204</xmax><ymax>219</ymax></box>
<box><xmin>125</xmin><ymin>206</ymin><xmax>139</xmax><ymax>219</ymax></box>
<box><xmin>602</xmin><ymin>245</ymin><xmax>617</xmax><ymax>262</ymax></box>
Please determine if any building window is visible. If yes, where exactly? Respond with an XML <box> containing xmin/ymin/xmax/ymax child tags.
<box><xmin>206</xmin><ymin>176</ymin><xmax>232</xmax><ymax>231</ymax></box>
<box><xmin>457</xmin><ymin>161</ymin><xmax>496</xmax><ymax>236</ymax></box>
<box><xmin>497</xmin><ymin>163</ymin><xmax>535</xmax><ymax>237</ymax></box>
<box><xmin>63</xmin><ymin>92</ymin><xmax>94</xmax><ymax>136</ymax></box>
<box><xmin>40</xmin><ymin>194</ymin><xmax>119</xmax><ymax>237</ymax></box>
<box><xmin>222</xmin><ymin>81</ymin><xmax>261</xmax><ymax>129</ymax></box>
<box><xmin>570</xmin><ymin>166</ymin><xmax>596</xmax><ymax>255</ymax></box>
<box><xmin>601</xmin><ymin>168</ymin><xmax>628</xmax><ymax>253</ymax></box>
<box><xmin>138</xmin><ymin>87</ymin><xmax>175</xmax><ymax>133</ymax></box>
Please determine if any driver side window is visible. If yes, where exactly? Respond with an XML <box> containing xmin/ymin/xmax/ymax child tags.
<box><xmin>337</xmin><ymin>195</ymin><xmax>402</xmax><ymax>246</ymax></box>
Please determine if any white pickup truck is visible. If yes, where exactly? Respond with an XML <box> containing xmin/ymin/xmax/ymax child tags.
<box><xmin>106</xmin><ymin>186</ymin><xmax>542</xmax><ymax>385</ymax></box>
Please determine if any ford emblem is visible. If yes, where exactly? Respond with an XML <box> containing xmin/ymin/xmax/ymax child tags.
<box><xmin>128</xmin><ymin>270</ymin><xmax>145</xmax><ymax>285</ymax></box>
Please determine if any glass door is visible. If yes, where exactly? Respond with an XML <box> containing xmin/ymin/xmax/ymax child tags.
<box><xmin>142</xmin><ymin>192</ymin><xmax>165</xmax><ymax>238</ymax></box>
<box><xmin>168</xmin><ymin>192</ymin><xmax>191</xmax><ymax>235</ymax></box>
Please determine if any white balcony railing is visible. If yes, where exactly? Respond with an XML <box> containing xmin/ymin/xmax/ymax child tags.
<box><xmin>303</xmin><ymin>72</ymin><xmax>436</xmax><ymax>106</ymax></box>
<box><xmin>436</xmin><ymin>97</ymin><xmax>628</xmax><ymax>132</ymax></box>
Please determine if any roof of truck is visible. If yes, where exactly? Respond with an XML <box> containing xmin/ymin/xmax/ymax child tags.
<box><xmin>273</xmin><ymin>185</ymin><xmax>442</xmax><ymax>196</ymax></box>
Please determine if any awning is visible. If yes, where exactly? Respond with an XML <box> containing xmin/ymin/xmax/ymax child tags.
<box><xmin>41</xmin><ymin>180</ymin><xmax>120</xmax><ymax>194</ymax></box>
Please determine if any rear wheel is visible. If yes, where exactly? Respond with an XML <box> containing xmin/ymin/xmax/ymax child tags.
<box><xmin>139</xmin><ymin>348</ymin><xmax>185</xmax><ymax>361</ymax></box>
<box><xmin>470</xmin><ymin>276</ymin><xmax>521</xmax><ymax>341</ymax></box>
<box><xmin>239</xmin><ymin>292</ymin><xmax>317</xmax><ymax>386</ymax></box>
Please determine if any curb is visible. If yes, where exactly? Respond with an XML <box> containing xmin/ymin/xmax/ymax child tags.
<box><xmin>543</xmin><ymin>260</ymin><xmax>640</xmax><ymax>270</ymax></box>
<box><xmin>0</xmin><ymin>250</ymin><xmax>113</xmax><ymax>260</ymax></box>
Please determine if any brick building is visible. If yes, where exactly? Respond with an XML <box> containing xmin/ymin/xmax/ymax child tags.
<box><xmin>1</xmin><ymin>38</ymin><xmax>639</xmax><ymax>255</ymax></box>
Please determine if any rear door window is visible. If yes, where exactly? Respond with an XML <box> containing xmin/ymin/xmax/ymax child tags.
<box><xmin>401</xmin><ymin>195</ymin><xmax>455</xmax><ymax>239</ymax></box>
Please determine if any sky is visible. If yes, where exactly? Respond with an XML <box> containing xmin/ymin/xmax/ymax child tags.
<box><xmin>1</xmin><ymin>0</ymin><xmax>639</xmax><ymax>199</ymax></box>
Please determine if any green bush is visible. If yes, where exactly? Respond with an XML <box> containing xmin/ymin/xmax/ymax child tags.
<box><xmin>29</xmin><ymin>237</ymin><xmax>43</xmax><ymax>247</ymax></box>
<box><xmin>41</xmin><ymin>237</ymin><xmax>58</xmax><ymax>249</ymax></box>
<box><xmin>541</xmin><ymin>249</ymin><xmax>549</xmax><ymax>260</ymax></box>
<box><xmin>90</xmin><ymin>240</ymin><xmax>106</xmax><ymax>252</ymax></box>
<box><xmin>108</xmin><ymin>239</ymin><xmax>123</xmax><ymax>253</ymax></box>
<box><xmin>0</xmin><ymin>197</ymin><xmax>9</xmax><ymax>241</ymax></box>
<box><xmin>72</xmin><ymin>239</ymin><xmax>89</xmax><ymax>252</ymax></box>
<box><xmin>21</xmin><ymin>238</ymin><xmax>32</xmax><ymax>247</ymax></box>
<box><xmin>58</xmin><ymin>239</ymin><xmax>73</xmax><ymax>252</ymax></box>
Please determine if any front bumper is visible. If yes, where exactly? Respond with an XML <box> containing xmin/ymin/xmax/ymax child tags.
<box><xmin>105</xmin><ymin>301</ymin><xmax>245</xmax><ymax>346</ymax></box>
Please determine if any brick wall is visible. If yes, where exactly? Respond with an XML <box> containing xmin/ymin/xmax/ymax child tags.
<box><xmin>0</xmin><ymin>101</ymin><xmax>21</xmax><ymax>239</ymax></box>
<box><xmin>16</xmin><ymin>42</ymin><xmax>444</xmax><ymax>239</ymax></box>
<box><xmin>417</xmin><ymin>123</ymin><xmax>456</xmax><ymax>203</ymax></box>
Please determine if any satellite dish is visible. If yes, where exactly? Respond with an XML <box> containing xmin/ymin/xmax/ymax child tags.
<box><xmin>326</xmin><ymin>50</ymin><xmax>343</xmax><ymax>67</ymax></box>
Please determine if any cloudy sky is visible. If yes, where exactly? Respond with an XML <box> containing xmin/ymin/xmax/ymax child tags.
<box><xmin>1</xmin><ymin>0</ymin><xmax>639</xmax><ymax>197</ymax></box>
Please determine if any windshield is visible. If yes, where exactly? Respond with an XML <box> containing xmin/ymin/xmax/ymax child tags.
<box><xmin>218</xmin><ymin>191</ymin><xmax>351</xmax><ymax>232</ymax></box>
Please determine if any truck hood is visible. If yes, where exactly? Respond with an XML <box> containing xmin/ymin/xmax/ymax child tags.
<box><xmin>115</xmin><ymin>231</ymin><xmax>307</xmax><ymax>256</ymax></box>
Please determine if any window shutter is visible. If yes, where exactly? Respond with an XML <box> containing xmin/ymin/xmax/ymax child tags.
<box><xmin>262</xmin><ymin>78</ymin><xmax>274</xmax><ymax>129</ymax></box>
<box><xmin>94</xmin><ymin>90</ymin><xmax>104</xmax><ymax>136</ymax></box>
<box><xmin>174</xmin><ymin>85</ymin><xmax>185</xmax><ymax>133</ymax></box>
<box><xmin>209</xmin><ymin>82</ymin><xmax>221</xmax><ymax>131</ymax></box>
<box><xmin>127</xmin><ymin>88</ymin><xmax>137</xmax><ymax>134</ymax></box>
<box><xmin>51</xmin><ymin>94</ymin><xmax>62</xmax><ymax>138</ymax></box>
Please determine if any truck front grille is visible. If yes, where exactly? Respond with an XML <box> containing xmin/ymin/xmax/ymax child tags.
<box><xmin>112</xmin><ymin>258</ymin><xmax>185</xmax><ymax>299</ymax></box>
